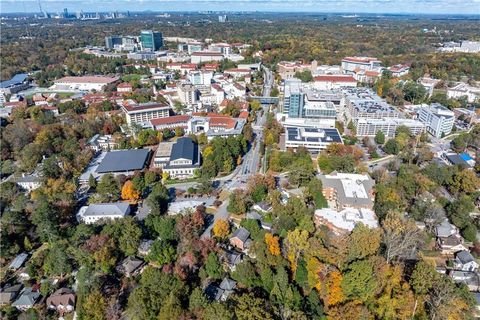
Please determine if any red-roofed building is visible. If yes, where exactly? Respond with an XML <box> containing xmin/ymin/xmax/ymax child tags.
<box><xmin>238</xmin><ymin>111</ymin><xmax>249</xmax><ymax>119</ymax></box>
<box><xmin>313</xmin><ymin>75</ymin><xmax>357</xmax><ymax>90</ymax></box>
<box><xmin>202</xmin><ymin>63</ymin><xmax>219</xmax><ymax>71</ymax></box>
<box><xmin>388</xmin><ymin>64</ymin><xmax>410</xmax><ymax>77</ymax></box>
<box><xmin>150</xmin><ymin>115</ymin><xmax>190</xmax><ymax>130</ymax></box>
<box><xmin>4</xmin><ymin>101</ymin><xmax>27</xmax><ymax>108</ymax></box>
<box><xmin>117</xmin><ymin>82</ymin><xmax>133</xmax><ymax>93</ymax></box>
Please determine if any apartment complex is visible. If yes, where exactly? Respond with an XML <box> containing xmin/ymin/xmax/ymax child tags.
<box><xmin>355</xmin><ymin>118</ymin><xmax>425</xmax><ymax>137</ymax></box>
<box><xmin>417</xmin><ymin>103</ymin><xmax>455</xmax><ymax>138</ymax></box>
<box><xmin>319</xmin><ymin>172</ymin><xmax>375</xmax><ymax>210</ymax></box>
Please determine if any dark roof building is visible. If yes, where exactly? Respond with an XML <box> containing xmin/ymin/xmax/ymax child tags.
<box><xmin>163</xmin><ymin>137</ymin><xmax>201</xmax><ymax>179</ymax></box>
<box><xmin>96</xmin><ymin>149</ymin><xmax>150</xmax><ymax>174</ymax></box>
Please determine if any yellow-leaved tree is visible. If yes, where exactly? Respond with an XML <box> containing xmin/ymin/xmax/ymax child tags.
<box><xmin>213</xmin><ymin>219</ymin><xmax>230</xmax><ymax>238</ymax></box>
<box><xmin>121</xmin><ymin>180</ymin><xmax>140</xmax><ymax>202</ymax></box>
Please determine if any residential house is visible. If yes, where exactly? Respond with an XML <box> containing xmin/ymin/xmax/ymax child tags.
<box><xmin>204</xmin><ymin>278</ymin><xmax>237</xmax><ymax>302</ymax></box>
<box><xmin>116</xmin><ymin>257</ymin><xmax>145</xmax><ymax>277</ymax></box>
<box><xmin>76</xmin><ymin>202</ymin><xmax>131</xmax><ymax>224</ymax></box>
<box><xmin>117</xmin><ymin>82</ymin><xmax>133</xmax><ymax>93</ymax></box>
<box><xmin>0</xmin><ymin>284</ymin><xmax>23</xmax><ymax>306</ymax></box>
<box><xmin>229</xmin><ymin>227</ymin><xmax>251</xmax><ymax>251</ymax></box>
<box><xmin>9</xmin><ymin>253</ymin><xmax>29</xmax><ymax>270</ymax></box>
<box><xmin>46</xmin><ymin>288</ymin><xmax>76</xmax><ymax>315</ymax></box>
<box><xmin>87</xmin><ymin>134</ymin><xmax>119</xmax><ymax>152</ymax></box>
<box><xmin>449</xmin><ymin>271</ymin><xmax>480</xmax><ymax>291</ymax></box>
<box><xmin>453</xmin><ymin>251</ymin><xmax>479</xmax><ymax>272</ymax></box>
<box><xmin>15</xmin><ymin>174</ymin><xmax>42</xmax><ymax>192</ymax></box>
<box><xmin>138</xmin><ymin>240</ymin><xmax>154</xmax><ymax>256</ymax></box>
<box><xmin>220</xmin><ymin>248</ymin><xmax>242</xmax><ymax>271</ymax></box>
<box><xmin>12</xmin><ymin>287</ymin><xmax>40</xmax><ymax>311</ymax></box>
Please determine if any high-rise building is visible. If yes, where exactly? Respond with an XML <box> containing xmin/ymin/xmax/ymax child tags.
<box><xmin>417</xmin><ymin>103</ymin><xmax>455</xmax><ymax>138</ymax></box>
<box><xmin>140</xmin><ymin>30</ymin><xmax>163</xmax><ymax>52</ymax></box>
<box><xmin>283</xmin><ymin>78</ymin><xmax>302</xmax><ymax>117</ymax></box>
<box><xmin>218</xmin><ymin>15</ymin><xmax>228</xmax><ymax>23</ymax></box>
<box><xmin>105</xmin><ymin>36</ymin><xmax>123</xmax><ymax>50</ymax></box>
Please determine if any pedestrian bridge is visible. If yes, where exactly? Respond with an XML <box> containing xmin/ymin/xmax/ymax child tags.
<box><xmin>250</xmin><ymin>96</ymin><xmax>279</xmax><ymax>104</ymax></box>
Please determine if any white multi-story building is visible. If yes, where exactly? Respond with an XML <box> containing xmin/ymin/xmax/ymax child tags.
<box><xmin>343</xmin><ymin>87</ymin><xmax>400</xmax><ymax>121</ymax></box>
<box><xmin>87</xmin><ymin>134</ymin><xmax>119</xmax><ymax>152</ymax></box>
<box><xmin>313</xmin><ymin>75</ymin><xmax>357</xmax><ymax>90</ymax></box>
<box><xmin>122</xmin><ymin>101</ymin><xmax>171</xmax><ymax>125</ymax></box>
<box><xmin>77</xmin><ymin>203</ymin><xmax>130</xmax><ymax>224</ymax></box>
<box><xmin>208</xmin><ymin>43</ymin><xmax>232</xmax><ymax>55</ymax></box>
<box><xmin>355</xmin><ymin>118</ymin><xmax>425</xmax><ymax>137</ymax></box>
<box><xmin>388</xmin><ymin>64</ymin><xmax>410</xmax><ymax>77</ymax></box>
<box><xmin>417</xmin><ymin>103</ymin><xmax>455</xmax><ymax>138</ymax></box>
<box><xmin>283</xmin><ymin>127</ymin><xmax>343</xmax><ymax>154</ymax></box>
<box><xmin>191</xmin><ymin>51</ymin><xmax>224</xmax><ymax>64</ymax></box>
<box><xmin>177</xmin><ymin>82</ymin><xmax>198</xmax><ymax>106</ymax></box>
<box><xmin>51</xmin><ymin>76</ymin><xmax>119</xmax><ymax>91</ymax></box>
<box><xmin>447</xmin><ymin>83</ymin><xmax>480</xmax><ymax>103</ymax></box>
<box><xmin>341</xmin><ymin>57</ymin><xmax>382</xmax><ymax>74</ymax></box>
<box><xmin>187</xmin><ymin>70</ymin><xmax>213</xmax><ymax>85</ymax></box>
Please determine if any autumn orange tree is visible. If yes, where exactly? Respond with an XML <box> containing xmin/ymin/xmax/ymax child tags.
<box><xmin>264</xmin><ymin>233</ymin><xmax>280</xmax><ymax>256</ymax></box>
<box><xmin>213</xmin><ymin>219</ymin><xmax>230</xmax><ymax>238</ymax></box>
<box><xmin>121</xmin><ymin>180</ymin><xmax>141</xmax><ymax>203</ymax></box>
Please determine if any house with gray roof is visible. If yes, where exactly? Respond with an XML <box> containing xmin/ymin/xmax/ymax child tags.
<box><xmin>204</xmin><ymin>277</ymin><xmax>237</xmax><ymax>302</ymax></box>
<box><xmin>15</xmin><ymin>174</ymin><xmax>42</xmax><ymax>192</ymax></box>
<box><xmin>0</xmin><ymin>284</ymin><xmax>23</xmax><ymax>306</ymax></box>
<box><xmin>116</xmin><ymin>257</ymin><xmax>145</xmax><ymax>277</ymax></box>
<box><xmin>12</xmin><ymin>287</ymin><xmax>40</xmax><ymax>311</ymax></box>
<box><xmin>319</xmin><ymin>172</ymin><xmax>375</xmax><ymax>210</ymax></box>
<box><xmin>163</xmin><ymin>137</ymin><xmax>201</xmax><ymax>179</ymax></box>
<box><xmin>229</xmin><ymin>227</ymin><xmax>251</xmax><ymax>251</ymax></box>
<box><xmin>454</xmin><ymin>251</ymin><xmax>479</xmax><ymax>272</ymax></box>
<box><xmin>76</xmin><ymin>202</ymin><xmax>130</xmax><ymax>224</ymax></box>
<box><xmin>9</xmin><ymin>253</ymin><xmax>29</xmax><ymax>270</ymax></box>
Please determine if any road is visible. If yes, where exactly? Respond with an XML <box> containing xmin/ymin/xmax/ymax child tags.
<box><xmin>201</xmin><ymin>67</ymin><xmax>274</xmax><ymax>238</ymax></box>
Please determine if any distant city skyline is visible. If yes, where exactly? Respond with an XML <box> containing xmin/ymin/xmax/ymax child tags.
<box><xmin>1</xmin><ymin>0</ymin><xmax>480</xmax><ymax>15</ymax></box>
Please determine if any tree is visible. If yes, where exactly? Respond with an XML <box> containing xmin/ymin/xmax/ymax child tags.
<box><xmin>204</xmin><ymin>302</ymin><xmax>233</xmax><ymax>320</ymax></box>
<box><xmin>326</xmin><ymin>270</ymin><xmax>345</xmax><ymax>306</ymax></box>
<box><xmin>341</xmin><ymin>260</ymin><xmax>376</xmax><ymax>303</ymax></box>
<box><xmin>146</xmin><ymin>182</ymin><xmax>169</xmax><ymax>215</ymax></box>
<box><xmin>265</xmin><ymin>233</ymin><xmax>281</xmax><ymax>256</ymax></box>
<box><xmin>147</xmin><ymin>239</ymin><xmax>176</xmax><ymax>266</ymax></box>
<box><xmin>88</xmin><ymin>174</ymin><xmax>97</xmax><ymax>190</ymax></box>
<box><xmin>284</xmin><ymin>228</ymin><xmax>310</xmax><ymax>273</ymax></box>
<box><xmin>121</xmin><ymin>180</ymin><xmax>140</xmax><ymax>202</ymax></box>
<box><xmin>384</xmin><ymin>139</ymin><xmax>400</xmax><ymax>155</ymax></box>
<box><xmin>382</xmin><ymin>211</ymin><xmax>423</xmax><ymax>263</ymax></box>
<box><xmin>227</xmin><ymin>190</ymin><xmax>250</xmax><ymax>214</ymax></box>
<box><xmin>205</xmin><ymin>252</ymin><xmax>222</xmax><ymax>279</ymax></box>
<box><xmin>189</xmin><ymin>287</ymin><xmax>208</xmax><ymax>313</ymax></box>
<box><xmin>374</xmin><ymin>130</ymin><xmax>385</xmax><ymax>145</ymax></box>
<box><xmin>82</xmin><ymin>290</ymin><xmax>107</xmax><ymax>320</ymax></box>
<box><xmin>97</xmin><ymin>174</ymin><xmax>120</xmax><ymax>201</ymax></box>
<box><xmin>451</xmin><ymin>170</ymin><xmax>480</xmax><ymax>194</ymax></box>
<box><xmin>213</xmin><ymin>219</ymin><xmax>230</xmax><ymax>238</ymax></box>
<box><xmin>234</xmin><ymin>293</ymin><xmax>274</xmax><ymax>320</ymax></box>
<box><xmin>146</xmin><ymin>215</ymin><xmax>177</xmax><ymax>241</ymax></box>
<box><xmin>127</xmin><ymin>267</ymin><xmax>185</xmax><ymax>320</ymax></box>
<box><xmin>347</xmin><ymin>223</ymin><xmax>381</xmax><ymax>262</ymax></box>
<box><xmin>43</xmin><ymin>243</ymin><xmax>72</xmax><ymax>277</ymax></box>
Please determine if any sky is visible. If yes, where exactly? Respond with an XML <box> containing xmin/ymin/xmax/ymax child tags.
<box><xmin>1</xmin><ymin>0</ymin><xmax>479</xmax><ymax>15</ymax></box>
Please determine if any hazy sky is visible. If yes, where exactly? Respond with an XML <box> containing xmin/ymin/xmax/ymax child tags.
<box><xmin>1</xmin><ymin>0</ymin><xmax>479</xmax><ymax>15</ymax></box>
